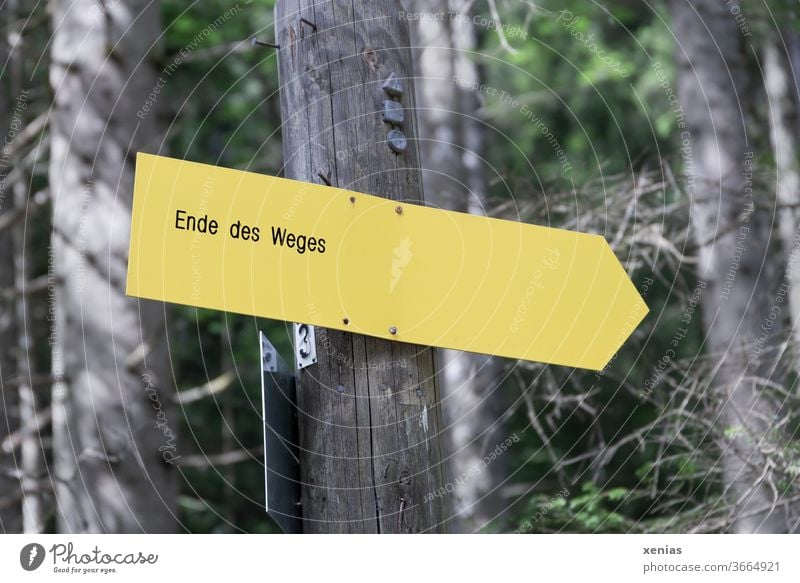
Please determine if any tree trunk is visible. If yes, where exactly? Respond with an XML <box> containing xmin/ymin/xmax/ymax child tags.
<box><xmin>764</xmin><ymin>33</ymin><xmax>800</xmax><ymax>362</ymax></box>
<box><xmin>0</xmin><ymin>25</ymin><xmax>22</xmax><ymax>534</ymax></box>
<box><xmin>275</xmin><ymin>0</ymin><xmax>448</xmax><ymax>533</ymax></box>
<box><xmin>13</xmin><ymin>179</ymin><xmax>44</xmax><ymax>534</ymax></box>
<box><xmin>8</xmin><ymin>0</ymin><xmax>45</xmax><ymax>533</ymax></box>
<box><xmin>49</xmin><ymin>0</ymin><xmax>176</xmax><ymax>533</ymax></box>
<box><xmin>0</xmin><ymin>241</ymin><xmax>21</xmax><ymax>533</ymax></box>
<box><xmin>409</xmin><ymin>0</ymin><xmax>506</xmax><ymax>532</ymax></box>
<box><xmin>0</xmin><ymin>220</ymin><xmax>21</xmax><ymax>534</ymax></box>
<box><xmin>671</xmin><ymin>0</ymin><xmax>786</xmax><ymax>532</ymax></box>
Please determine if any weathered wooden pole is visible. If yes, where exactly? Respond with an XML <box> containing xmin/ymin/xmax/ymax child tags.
<box><xmin>275</xmin><ymin>0</ymin><xmax>448</xmax><ymax>533</ymax></box>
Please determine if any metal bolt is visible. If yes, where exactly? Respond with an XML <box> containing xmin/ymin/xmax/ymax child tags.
<box><xmin>389</xmin><ymin>326</ymin><xmax>397</xmax><ymax>335</ymax></box>
<box><xmin>382</xmin><ymin>72</ymin><xmax>404</xmax><ymax>98</ymax></box>
<box><xmin>415</xmin><ymin>388</ymin><xmax>423</xmax><ymax>397</ymax></box>
<box><xmin>336</xmin><ymin>384</ymin><xmax>345</xmax><ymax>394</ymax></box>
<box><xmin>395</xmin><ymin>205</ymin><xmax>403</xmax><ymax>215</ymax></box>
<box><xmin>349</xmin><ymin>196</ymin><xmax>356</xmax><ymax>203</ymax></box>
<box><xmin>381</xmin><ymin>100</ymin><xmax>404</xmax><ymax>125</ymax></box>
<box><xmin>387</xmin><ymin>129</ymin><xmax>407</xmax><ymax>154</ymax></box>
<box><xmin>343</xmin><ymin>318</ymin><xmax>349</xmax><ymax>325</ymax></box>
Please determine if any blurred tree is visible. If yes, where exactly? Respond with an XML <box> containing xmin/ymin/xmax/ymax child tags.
<box><xmin>49</xmin><ymin>0</ymin><xmax>176</xmax><ymax>532</ymax></box>
<box><xmin>0</xmin><ymin>3</ymin><xmax>22</xmax><ymax>534</ymax></box>
<box><xmin>764</xmin><ymin>25</ymin><xmax>800</xmax><ymax>356</ymax></box>
<box><xmin>9</xmin><ymin>0</ymin><xmax>45</xmax><ymax>534</ymax></box>
<box><xmin>410</xmin><ymin>0</ymin><xmax>507</xmax><ymax>532</ymax></box>
<box><xmin>671</xmin><ymin>0</ymin><xmax>787</xmax><ymax>532</ymax></box>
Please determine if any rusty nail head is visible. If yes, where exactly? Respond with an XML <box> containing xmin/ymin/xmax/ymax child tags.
<box><xmin>395</xmin><ymin>205</ymin><xmax>403</xmax><ymax>215</ymax></box>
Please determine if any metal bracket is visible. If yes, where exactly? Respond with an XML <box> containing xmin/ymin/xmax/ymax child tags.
<box><xmin>381</xmin><ymin>100</ymin><xmax>404</xmax><ymax>126</ymax></box>
<box><xmin>260</xmin><ymin>332</ymin><xmax>278</xmax><ymax>372</ymax></box>
<box><xmin>293</xmin><ymin>323</ymin><xmax>317</xmax><ymax>369</ymax></box>
<box><xmin>259</xmin><ymin>330</ymin><xmax>301</xmax><ymax>534</ymax></box>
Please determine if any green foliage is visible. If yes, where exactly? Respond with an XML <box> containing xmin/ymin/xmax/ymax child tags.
<box><xmin>161</xmin><ymin>0</ymin><xmax>283</xmax><ymax>533</ymax></box>
<box><xmin>475</xmin><ymin>1</ymin><xmax>676</xmax><ymax>186</ymax></box>
<box><xmin>476</xmin><ymin>1</ymin><xmax>752</xmax><ymax>533</ymax></box>
<box><xmin>513</xmin><ymin>482</ymin><xmax>637</xmax><ymax>533</ymax></box>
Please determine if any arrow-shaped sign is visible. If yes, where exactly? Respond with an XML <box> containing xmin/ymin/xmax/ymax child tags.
<box><xmin>126</xmin><ymin>153</ymin><xmax>647</xmax><ymax>370</ymax></box>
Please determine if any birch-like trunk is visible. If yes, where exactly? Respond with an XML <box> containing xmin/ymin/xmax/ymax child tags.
<box><xmin>410</xmin><ymin>0</ymin><xmax>506</xmax><ymax>532</ymax></box>
<box><xmin>0</xmin><ymin>228</ymin><xmax>20</xmax><ymax>532</ymax></box>
<box><xmin>12</xmin><ymin>136</ymin><xmax>44</xmax><ymax>534</ymax></box>
<box><xmin>8</xmin><ymin>0</ymin><xmax>45</xmax><ymax>532</ymax></box>
<box><xmin>49</xmin><ymin>0</ymin><xmax>176</xmax><ymax>532</ymax></box>
<box><xmin>671</xmin><ymin>0</ymin><xmax>787</xmax><ymax>532</ymax></box>
<box><xmin>0</xmin><ymin>38</ymin><xmax>22</xmax><ymax>533</ymax></box>
<box><xmin>764</xmin><ymin>34</ymin><xmax>800</xmax><ymax>361</ymax></box>
<box><xmin>0</xmin><ymin>219</ymin><xmax>21</xmax><ymax>533</ymax></box>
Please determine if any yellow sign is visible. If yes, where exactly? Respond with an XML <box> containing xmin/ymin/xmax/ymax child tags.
<box><xmin>126</xmin><ymin>153</ymin><xmax>647</xmax><ymax>370</ymax></box>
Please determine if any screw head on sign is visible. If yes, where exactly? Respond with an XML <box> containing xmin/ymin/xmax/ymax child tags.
<box><xmin>395</xmin><ymin>205</ymin><xmax>403</xmax><ymax>215</ymax></box>
<box><xmin>389</xmin><ymin>326</ymin><xmax>397</xmax><ymax>335</ymax></box>
<box><xmin>343</xmin><ymin>318</ymin><xmax>350</xmax><ymax>325</ymax></box>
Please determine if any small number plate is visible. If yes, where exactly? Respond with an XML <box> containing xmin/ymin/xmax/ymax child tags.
<box><xmin>293</xmin><ymin>323</ymin><xmax>317</xmax><ymax>369</ymax></box>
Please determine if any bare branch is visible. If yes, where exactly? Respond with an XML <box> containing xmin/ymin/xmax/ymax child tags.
<box><xmin>1</xmin><ymin>407</ymin><xmax>52</xmax><ymax>453</ymax></box>
<box><xmin>176</xmin><ymin>445</ymin><xmax>264</xmax><ymax>468</ymax></box>
<box><xmin>173</xmin><ymin>370</ymin><xmax>237</xmax><ymax>405</ymax></box>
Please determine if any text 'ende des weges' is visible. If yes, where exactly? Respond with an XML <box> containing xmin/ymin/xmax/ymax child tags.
<box><xmin>174</xmin><ymin>209</ymin><xmax>326</xmax><ymax>254</ymax></box>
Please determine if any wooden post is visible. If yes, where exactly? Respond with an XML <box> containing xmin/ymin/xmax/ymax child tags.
<box><xmin>275</xmin><ymin>0</ymin><xmax>448</xmax><ymax>533</ymax></box>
